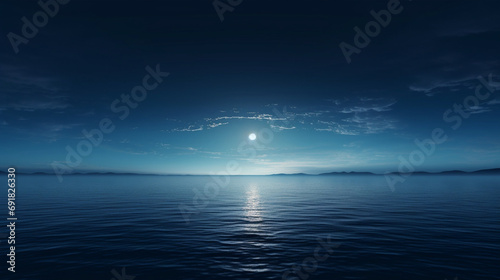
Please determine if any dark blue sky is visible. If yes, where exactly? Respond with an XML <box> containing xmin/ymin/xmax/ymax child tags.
<box><xmin>1</xmin><ymin>0</ymin><xmax>499</xmax><ymax>175</ymax></box>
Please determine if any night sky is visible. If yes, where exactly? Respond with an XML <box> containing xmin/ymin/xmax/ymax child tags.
<box><xmin>1</xmin><ymin>0</ymin><xmax>499</xmax><ymax>175</ymax></box>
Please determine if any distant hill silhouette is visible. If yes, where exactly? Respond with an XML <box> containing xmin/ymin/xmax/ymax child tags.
<box><xmin>388</xmin><ymin>168</ymin><xmax>500</xmax><ymax>176</ymax></box>
<box><xmin>438</xmin><ymin>170</ymin><xmax>468</xmax><ymax>175</ymax></box>
<box><xmin>1</xmin><ymin>168</ymin><xmax>500</xmax><ymax>176</ymax></box>
<box><xmin>470</xmin><ymin>168</ymin><xmax>500</xmax><ymax>174</ymax></box>
<box><xmin>319</xmin><ymin>171</ymin><xmax>375</xmax><ymax>176</ymax></box>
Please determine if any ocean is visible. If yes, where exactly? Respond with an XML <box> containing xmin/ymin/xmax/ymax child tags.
<box><xmin>5</xmin><ymin>174</ymin><xmax>500</xmax><ymax>280</ymax></box>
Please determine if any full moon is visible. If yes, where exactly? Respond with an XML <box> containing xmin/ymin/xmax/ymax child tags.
<box><xmin>249</xmin><ymin>133</ymin><xmax>257</xmax><ymax>141</ymax></box>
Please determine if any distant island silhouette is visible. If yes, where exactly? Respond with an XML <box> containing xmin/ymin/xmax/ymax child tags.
<box><xmin>2</xmin><ymin>168</ymin><xmax>500</xmax><ymax>176</ymax></box>
<box><xmin>319</xmin><ymin>168</ymin><xmax>500</xmax><ymax>176</ymax></box>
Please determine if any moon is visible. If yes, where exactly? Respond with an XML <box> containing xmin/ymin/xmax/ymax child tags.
<box><xmin>249</xmin><ymin>133</ymin><xmax>257</xmax><ymax>141</ymax></box>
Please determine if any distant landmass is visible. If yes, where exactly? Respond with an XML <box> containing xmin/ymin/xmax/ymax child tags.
<box><xmin>1</xmin><ymin>168</ymin><xmax>500</xmax><ymax>176</ymax></box>
<box><xmin>319</xmin><ymin>171</ymin><xmax>375</xmax><ymax>176</ymax></box>
<box><xmin>469</xmin><ymin>168</ymin><xmax>500</xmax><ymax>174</ymax></box>
<box><xmin>387</xmin><ymin>168</ymin><xmax>500</xmax><ymax>176</ymax></box>
<box><xmin>290</xmin><ymin>168</ymin><xmax>500</xmax><ymax>176</ymax></box>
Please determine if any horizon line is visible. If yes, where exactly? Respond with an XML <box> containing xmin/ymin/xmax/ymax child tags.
<box><xmin>2</xmin><ymin>167</ymin><xmax>500</xmax><ymax>176</ymax></box>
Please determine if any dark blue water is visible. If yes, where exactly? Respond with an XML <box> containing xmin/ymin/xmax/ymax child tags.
<box><xmin>3</xmin><ymin>175</ymin><xmax>500</xmax><ymax>280</ymax></box>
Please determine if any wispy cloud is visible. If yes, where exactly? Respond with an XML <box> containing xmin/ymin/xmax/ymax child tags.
<box><xmin>409</xmin><ymin>76</ymin><xmax>478</xmax><ymax>95</ymax></box>
<box><xmin>44</xmin><ymin>123</ymin><xmax>81</xmax><ymax>132</ymax></box>
<box><xmin>315</xmin><ymin>126</ymin><xmax>359</xmax><ymax>135</ymax></box>
<box><xmin>170</xmin><ymin>100</ymin><xmax>397</xmax><ymax>136</ymax></box>
<box><xmin>0</xmin><ymin>65</ymin><xmax>60</xmax><ymax>93</ymax></box>
<box><xmin>7</xmin><ymin>100</ymin><xmax>70</xmax><ymax>112</ymax></box>
<box><xmin>205</xmin><ymin>113</ymin><xmax>285</xmax><ymax>122</ymax></box>
<box><xmin>339</xmin><ymin>99</ymin><xmax>396</xmax><ymax>113</ymax></box>
<box><xmin>407</xmin><ymin>48</ymin><xmax>500</xmax><ymax>96</ymax></box>
<box><xmin>207</xmin><ymin>122</ymin><xmax>229</xmax><ymax>129</ymax></box>
<box><xmin>173</xmin><ymin>125</ymin><xmax>203</xmax><ymax>132</ymax></box>
<box><xmin>343</xmin><ymin>142</ymin><xmax>358</xmax><ymax>148</ymax></box>
<box><xmin>465</xmin><ymin>106</ymin><xmax>491</xmax><ymax>115</ymax></box>
<box><xmin>0</xmin><ymin>66</ymin><xmax>70</xmax><ymax>113</ymax></box>
<box><xmin>157</xmin><ymin>143</ymin><xmax>223</xmax><ymax>157</ymax></box>
<box><xmin>344</xmin><ymin>114</ymin><xmax>397</xmax><ymax>134</ymax></box>
<box><xmin>16</xmin><ymin>123</ymin><xmax>82</xmax><ymax>142</ymax></box>
<box><xmin>270</xmin><ymin>124</ymin><xmax>296</xmax><ymax>131</ymax></box>
<box><xmin>172</xmin><ymin>108</ymin><xmax>291</xmax><ymax>132</ymax></box>
<box><xmin>313</xmin><ymin>98</ymin><xmax>397</xmax><ymax>135</ymax></box>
